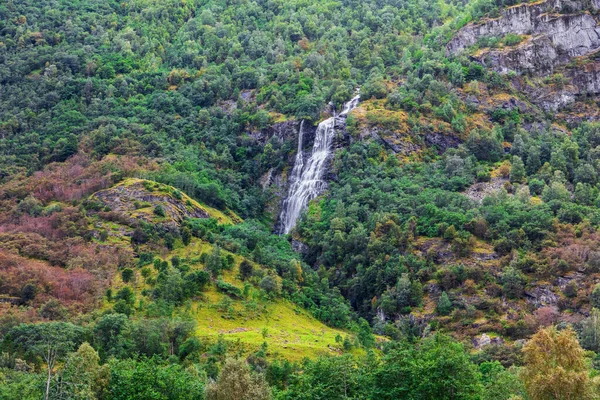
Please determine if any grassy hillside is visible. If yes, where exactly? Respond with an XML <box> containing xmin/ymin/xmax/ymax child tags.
<box><xmin>86</xmin><ymin>179</ymin><xmax>359</xmax><ymax>361</ymax></box>
<box><xmin>92</xmin><ymin>178</ymin><xmax>240</xmax><ymax>225</ymax></box>
<box><xmin>114</xmin><ymin>237</ymin><xmax>356</xmax><ymax>361</ymax></box>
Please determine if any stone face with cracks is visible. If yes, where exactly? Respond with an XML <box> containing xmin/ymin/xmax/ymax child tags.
<box><xmin>448</xmin><ymin>0</ymin><xmax>600</xmax><ymax>110</ymax></box>
<box><xmin>482</xmin><ymin>13</ymin><xmax>600</xmax><ymax>75</ymax></box>
<box><xmin>449</xmin><ymin>0</ymin><xmax>600</xmax><ymax>75</ymax></box>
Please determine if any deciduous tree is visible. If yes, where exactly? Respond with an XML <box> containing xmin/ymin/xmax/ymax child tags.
<box><xmin>521</xmin><ymin>326</ymin><xmax>592</xmax><ymax>400</ymax></box>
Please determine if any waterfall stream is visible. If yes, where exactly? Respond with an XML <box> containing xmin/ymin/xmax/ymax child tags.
<box><xmin>279</xmin><ymin>95</ymin><xmax>360</xmax><ymax>234</ymax></box>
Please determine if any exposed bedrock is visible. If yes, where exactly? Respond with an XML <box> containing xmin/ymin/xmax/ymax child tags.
<box><xmin>449</xmin><ymin>0</ymin><xmax>600</xmax><ymax>110</ymax></box>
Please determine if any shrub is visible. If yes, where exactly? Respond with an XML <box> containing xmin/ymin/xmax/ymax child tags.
<box><xmin>436</xmin><ymin>292</ymin><xmax>452</xmax><ymax>316</ymax></box>
<box><xmin>185</xmin><ymin>270</ymin><xmax>210</xmax><ymax>296</ymax></box>
<box><xmin>502</xmin><ymin>33</ymin><xmax>523</xmax><ymax>46</ymax></box>
<box><xmin>113</xmin><ymin>300</ymin><xmax>133</xmax><ymax>316</ymax></box>
<box><xmin>154</xmin><ymin>204</ymin><xmax>166</xmax><ymax>217</ymax></box>
<box><xmin>121</xmin><ymin>268</ymin><xmax>134</xmax><ymax>283</ymax></box>
<box><xmin>563</xmin><ymin>281</ymin><xmax>578</xmax><ymax>298</ymax></box>
<box><xmin>502</xmin><ymin>267</ymin><xmax>525</xmax><ymax>299</ymax></box>
<box><xmin>591</xmin><ymin>284</ymin><xmax>600</xmax><ymax>309</ymax></box>
<box><xmin>115</xmin><ymin>286</ymin><xmax>135</xmax><ymax>304</ymax></box>
<box><xmin>239</xmin><ymin>260</ymin><xmax>254</xmax><ymax>280</ymax></box>
<box><xmin>216</xmin><ymin>280</ymin><xmax>242</xmax><ymax>298</ymax></box>
<box><xmin>259</xmin><ymin>275</ymin><xmax>280</xmax><ymax>296</ymax></box>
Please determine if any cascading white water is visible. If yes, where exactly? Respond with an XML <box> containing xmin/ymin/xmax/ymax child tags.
<box><xmin>279</xmin><ymin>95</ymin><xmax>360</xmax><ymax>234</ymax></box>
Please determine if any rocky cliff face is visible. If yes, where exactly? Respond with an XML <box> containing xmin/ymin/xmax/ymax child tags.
<box><xmin>448</xmin><ymin>0</ymin><xmax>600</xmax><ymax>57</ymax></box>
<box><xmin>249</xmin><ymin>120</ymin><xmax>300</xmax><ymax>145</ymax></box>
<box><xmin>449</xmin><ymin>0</ymin><xmax>600</xmax><ymax>110</ymax></box>
<box><xmin>482</xmin><ymin>13</ymin><xmax>600</xmax><ymax>75</ymax></box>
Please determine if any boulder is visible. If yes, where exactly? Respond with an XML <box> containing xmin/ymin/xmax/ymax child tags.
<box><xmin>472</xmin><ymin>333</ymin><xmax>492</xmax><ymax>349</ymax></box>
<box><xmin>524</xmin><ymin>285</ymin><xmax>560</xmax><ymax>307</ymax></box>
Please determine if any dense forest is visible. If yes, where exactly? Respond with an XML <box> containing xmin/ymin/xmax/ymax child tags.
<box><xmin>3</xmin><ymin>0</ymin><xmax>600</xmax><ymax>398</ymax></box>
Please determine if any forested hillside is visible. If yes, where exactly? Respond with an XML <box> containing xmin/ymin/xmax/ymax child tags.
<box><xmin>4</xmin><ymin>0</ymin><xmax>600</xmax><ymax>398</ymax></box>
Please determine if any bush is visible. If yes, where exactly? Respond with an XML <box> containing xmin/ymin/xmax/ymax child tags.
<box><xmin>528</xmin><ymin>179</ymin><xmax>545</xmax><ymax>196</ymax></box>
<box><xmin>362</xmin><ymin>77</ymin><xmax>388</xmax><ymax>99</ymax></box>
<box><xmin>216</xmin><ymin>280</ymin><xmax>242</xmax><ymax>298</ymax></box>
<box><xmin>502</xmin><ymin>267</ymin><xmax>525</xmax><ymax>299</ymax></box>
<box><xmin>115</xmin><ymin>286</ymin><xmax>135</xmax><ymax>303</ymax></box>
<box><xmin>502</xmin><ymin>33</ymin><xmax>523</xmax><ymax>46</ymax></box>
<box><xmin>181</xmin><ymin>226</ymin><xmax>192</xmax><ymax>246</ymax></box>
<box><xmin>239</xmin><ymin>260</ymin><xmax>254</xmax><ymax>280</ymax></box>
<box><xmin>184</xmin><ymin>270</ymin><xmax>210</xmax><ymax>296</ymax></box>
<box><xmin>113</xmin><ymin>300</ymin><xmax>133</xmax><ymax>316</ymax></box>
<box><xmin>510</xmin><ymin>156</ymin><xmax>525</xmax><ymax>183</ymax></box>
<box><xmin>39</xmin><ymin>299</ymin><xmax>69</xmax><ymax>320</ymax></box>
<box><xmin>591</xmin><ymin>284</ymin><xmax>600</xmax><ymax>309</ymax></box>
<box><xmin>121</xmin><ymin>268</ymin><xmax>134</xmax><ymax>283</ymax></box>
<box><xmin>563</xmin><ymin>281</ymin><xmax>578</xmax><ymax>298</ymax></box>
<box><xmin>154</xmin><ymin>204</ymin><xmax>166</xmax><ymax>217</ymax></box>
<box><xmin>476</xmin><ymin>169</ymin><xmax>491</xmax><ymax>182</ymax></box>
<box><xmin>260</xmin><ymin>275</ymin><xmax>280</xmax><ymax>296</ymax></box>
<box><xmin>436</xmin><ymin>292</ymin><xmax>452</xmax><ymax>316</ymax></box>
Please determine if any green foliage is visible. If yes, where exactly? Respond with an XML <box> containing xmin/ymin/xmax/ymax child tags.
<box><xmin>50</xmin><ymin>342</ymin><xmax>110</xmax><ymax>400</ymax></box>
<box><xmin>153</xmin><ymin>205</ymin><xmax>166</xmax><ymax>218</ymax></box>
<box><xmin>436</xmin><ymin>291</ymin><xmax>453</xmax><ymax>316</ymax></box>
<box><xmin>357</xmin><ymin>318</ymin><xmax>376</xmax><ymax>348</ymax></box>
<box><xmin>501</xmin><ymin>33</ymin><xmax>524</xmax><ymax>46</ymax></box>
<box><xmin>121</xmin><ymin>268</ymin><xmax>134</xmax><ymax>283</ymax></box>
<box><xmin>239</xmin><ymin>260</ymin><xmax>254</xmax><ymax>281</ymax></box>
<box><xmin>7</xmin><ymin>1</ymin><xmax>600</xmax><ymax>398</ymax></box>
<box><xmin>371</xmin><ymin>334</ymin><xmax>483</xmax><ymax>399</ymax></box>
<box><xmin>380</xmin><ymin>274</ymin><xmax>423</xmax><ymax>314</ymax></box>
<box><xmin>0</xmin><ymin>369</ymin><xmax>44</xmax><ymax>400</ymax></box>
<box><xmin>579</xmin><ymin>308</ymin><xmax>600</xmax><ymax>352</ymax></box>
<box><xmin>591</xmin><ymin>284</ymin><xmax>600</xmax><ymax>309</ymax></box>
<box><xmin>3</xmin><ymin>322</ymin><xmax>87</xmax><ymax>400</ymax></box>
<box><xmin>206</xmin><ymin>246</ymin><xmax>225</xmax><ymax>276</ymax></box>
<box><xmin>0</xmin><ymin>0</ymin><xmax>468</xmax><ymax>220</ymax></box>
<box><xmin>362</xmin><ymin>76</ymin><xmax>388</xmax><ymax>100</ymax></box>
<box><xmin>480</xmin><ymin>362</ymin><xmax>526</xmax><ymax>400</ymax></box>
<box><xmin>260</xmin><ymin>275</ymin><xmax>280</xmax><ymax>296</ymax></box>
<box><xmin>108</xmin><ymin>357</ymin><xmax>205</xmax><ymax>400</ymax></box>
<box><xmin>448</xmin><ymin>62</ymin><xmax>466</xmax><ymax>87</ymax></box>
<box><xmin>153</xmin><ymin>268</ymin><xmax>185</xmax><ymax>304</ymax></box>
<box><xmin>184</xmin><ymin>270</ymin><xmax>210</xmax><ymax>297</ymax></box>
<box><xmin>510</xmin><ymin>156</ymin><xmax>526</xmax><ymax>183</ymax></box>
<box><xmin>181</xmin><ymin>226</ymin><xmax>192</xmax><ymax>246</ymax></box>
<box><xmin>216</xmin><ymin>280</ymin><xmax>243</xmax><ymax>299</ymax></box>
<box><xmin>115</xmin><ymin>286</ymin><xmax>135</xmax><ymax>305</ymax></box>
<box><xmin>94</xmin><ymin>313</ymin><xmax>129</xmax><ymax>360</ymax></box>
<box><xmin>502</xmin><ymin>267</ymin><xmax>526</xmax><ymax>299</ymax></box>
<box><xmin>280</xmin><ymin>354</ymin><xmax>370</xmax><ymax>399</ymax></box>
<box><xmin>466</xmin><ymin>129</ymin><xmax>503</xmax><ymax>162</ymax></box>
<box><xmin>4</xmin><ymin>322</ymin><xmax>86</xmax><ymax>365</ymax></box>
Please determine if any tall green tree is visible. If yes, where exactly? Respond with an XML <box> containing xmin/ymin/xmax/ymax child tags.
<box><xmin>372</xmin><ymin>334</ymin><xmax>483</xmax><ymax>399</ymax></box>
<box><xmin>51</xmin><ymin>342</ymin><xmax>110</xmax><ymax>400</ymax></box>
<box><xmin>4</xmin><ymin>323</ymin><xmax>86</xmax><ymax>400</ymax></box>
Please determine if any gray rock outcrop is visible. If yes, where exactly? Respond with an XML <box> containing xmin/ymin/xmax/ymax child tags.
<box><xmin>482</xmin><ymin>13</ymin><xmax>600</xmax><ymax>75</ymax></box>
<box><xmin>448</xmin><ymin>0</ymin><xmax>600</xmax><ymax>61</ymax></box>
<box><xmin>448</xmin><ymin>0</ymin><xmax>600</xmax><ymax>110</ymax></box>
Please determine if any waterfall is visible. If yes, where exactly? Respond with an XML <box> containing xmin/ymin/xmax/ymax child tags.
<box><xmin>279</xmin><ymin>95</ymin><xmax>360</xmax><ymax>234</ymax></box>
